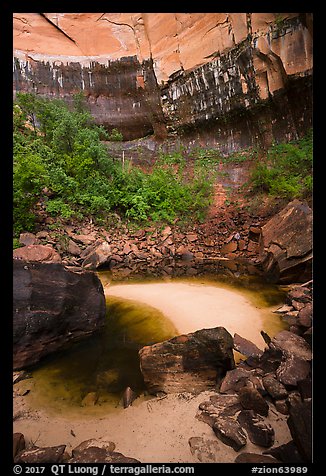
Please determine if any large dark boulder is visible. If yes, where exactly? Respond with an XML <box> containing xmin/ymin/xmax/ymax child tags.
<box><xmin>13</xmin><ymin>260</ymin><xmax>106</xmax><ymax>370</ymax></box>
<box><xmin>139</xmin><ymin>327</ymin><xmax>235</xmax><ymax>394</ymax></box>
<box><xmin>259</xmin><ymin>200</ymin><xmax>312</xmax><ymax>283</ymax></box>
<box><xmin>287</xmin><ymin>393</ymin><xmax>312</xmax><ymax>462</ymax></box>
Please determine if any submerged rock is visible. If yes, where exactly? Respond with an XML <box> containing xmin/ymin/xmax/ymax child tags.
<box><xmin>139</xmin><ymin>327</ymin><xmax>235</xmax><ymax>394</ymax></box>
<box><xmin>13</xmin><ymin>260</ymin><xmax>106</xmax><ymax>369</ymax></box>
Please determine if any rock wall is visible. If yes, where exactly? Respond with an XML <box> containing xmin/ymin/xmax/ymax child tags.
<box><xmin>13</xmin><ymin>13</ymin><xmax>312</xmax><ymax>149</ymax></box>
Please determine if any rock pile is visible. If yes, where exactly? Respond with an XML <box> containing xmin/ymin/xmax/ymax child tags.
<box><xmin>196</xmin><ymin>322</ymin><xmax>312</xmax><ymax>463</ymax></box>
<box><xmin>15</xmin><ymin>209</ymin><xmax>265</xmax><ymax>281</ymax></box>
<box><xmin>13</xmin><ymin>435</ymin><xmax>140</xmax><ymax>463</ymax></box>
<box><xmin>273</xmin><ymin>281</ymin><xmax>313</xmax><ymax>346</ymax></box>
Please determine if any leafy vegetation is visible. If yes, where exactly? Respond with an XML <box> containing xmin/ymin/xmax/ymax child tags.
<box><xmin>249</xmin><ymin>130</ymin><xmax>313</xmax><ymax>199</ymax></box>
<box><xmin>13</xmin><ymin>92</ymin><xmax>312</xmax><ymax>240</ymax></box>
<box><xmin>13</xmin><ymin>93</ymin><xmax>213</xmax><ymax>237</ymax></box>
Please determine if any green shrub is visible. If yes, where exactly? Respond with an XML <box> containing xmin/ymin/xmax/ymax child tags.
<box><xmin>13</xmin><ymin>93</ymin><xmax>214</xmax><ymax>235</ymax></box>
<box><xmin>107</xmin><ymin>128</ymin><xmax>123</xmax><ymax>141</ymax></box>
<box><xmin>249</xmin><ymin>131</ymin><xmax>313</xmax><ymax>199</ymax></box>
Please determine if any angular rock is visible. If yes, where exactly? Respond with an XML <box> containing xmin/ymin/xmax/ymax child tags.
<box><xmin>262</xmin><ymin>374</ymin><xmax>288</xmax><ymax>400</ymax></box>
<box><xmin>235</xmin><ymin>453</ymin><xmax>280</xmax><ymax>463</ymax></box>
<box><xmin>71</xmin><ymin>233</ymin><xmax>97</xmax><ymax>245</ymax></box>
<box><xmin>122</xmin><ymin>387</ymin><xmax>137</xmax><ymax>408</ymax></box>
<box><xmin>139</xmin><ymin>327</ymin><xmax>235</xmax><ymax>394</ymax></box>
<box><xmin>297</xmin><ymin>303</ymin><xmax>312</xmax><ymax>328</ymax></box>
<box><xmin>13</xmin><ymin>244</ymin><xmax>61</xmax><ymax>263</ymax></box>
<box><xmin>72</xmin><ymin>439</ymin><xmax>116</xmax><ymax>456</ymax></box>
<box><xmin>14</xmin><ymin>445</ymin><xmax>66</xmax><ymax>463</ymax></box>
<box><xmin>287</xmin><ymin>286</ymin><xmax>311</xmax><ymax>303</ymax></box>
<box><xmin>221</xmin><ymin>241</ymin><xmax>238</xmax><ymax>254</ymax></box>
<box><xmin>287</xmin><ymin>394</ymin><xmax>312</xmax><ymax>462</ymax></box>
<box><xmin>213</xmin><ymin>418</ymin><xmax>247</xmax><ymax>451</ymax></box>
<box><xmin>205</xmin><ymin>393</ymin><xmax>242</xmax><ymax>418</ymax></box>
<box><xmin>219</xmin><ymin>368</ymin><xmax>264</xmax><ymax>394</ymax></box>
<box><xmin>188</xmin><ymin>437</ymin><xmax>221</xmax><ymax>463</ymax></box>
<box><xmin>69</xmin><ymin>447</ymin><xmax>140</xmax><ymax>463</ymax></box>
<box><xmin>233</xmin><ymin>333</ymin><xmax>263</xmax><ymax>358</ymax></box>
<box><xmin>270</xmin><ymin>330</ymin><xmax>312</xmax><ymax>361</ymax></box>
<box><xmin>13</xmin><ymin>371</ymin><xmax>31</xmax><ymax>385</ymax></box>
<box><xmin>263</xmin><ymin>440</ymin><xmax>304</xmax><ymax>463</ymax></box>
<box><xmin>259</xmin><ymin>200</ymin><xmax>312</xmax><ymax>284</ymax></box>
<box><xmin>197</xmin><ymin>393</ymin><xmax>246</xmax><ymax>450</ymax></box>
<box><xmin>274</xmin><ymin>399</ymin><xmax>289</xmax><ymax>415</ymax></box>
<box><xmin>297</xmin><ymin>377</ymin><xmax>312</xmax><ymax>400</ymax></box>
<box><xmin>247</xmin><ymin>347</ymin><xmax>283</xmax><ymax>373</ymax></box>
<box><xmin>82</xmin><ymin>241</ymin><xmax>112</xmax><ymax>269</ymax></box>
<box><xmin>19</xmin><ymin>232</ymin><xmax>38</xmax><ymax>246</ymax></box>
<box><xmin>81</xmin><ymin>392</ymin><xmax>98</xmax><ymax>406</ymax></box>
<box><xmin>13</xmin><ymin>260</ymin><xmax>106</xmax><ymax>369</ymax></box>
<box><xmin>276</xmin><ymin>355</ymin><xmax>311</xmax><ymax>387</ymax></box>
<box><xmin>237</xmin><ymin>409</ymin><xmax>274</xmax><ymax>447</ymax></box>
<box><xmin>239</xmin><ymin>386</ymin><xmax>269</xmax><ymax>416</ymax></box>
<box><xmin>67</xmin><ymin>239</ymin><xmax>82</xmax><ymax>256</ymax></box>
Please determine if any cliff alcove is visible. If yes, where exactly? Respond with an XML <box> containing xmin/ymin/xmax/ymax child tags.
<box><xmin>13</xmin><ymin>12</ymin><xmax>313</xmax><ymax>465</ymax></box>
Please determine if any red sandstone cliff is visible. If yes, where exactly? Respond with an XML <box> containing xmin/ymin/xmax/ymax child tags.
<box><xmin>13</xmin><ymin>13</ymin><xmax>313</xmax><ymax>147</ymax></box>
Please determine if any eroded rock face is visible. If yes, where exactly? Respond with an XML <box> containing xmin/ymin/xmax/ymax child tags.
<box><xmin>13</xmin><ymin>13</ymin><xmax>312</xmax><ymax>148</ymax></box>
<box><xmin>13</xmin><ymin>260</ymin><xmax>106</xmax><ymax>369</ymax></box>
<box><xmin>259</xmin><ymin>200</ymin><xmax>313</xmax><ymax>283</ymax></box>
<box><xmin>139</xmin><ymin>327</ymin><xmax>235</xmax><ymax>394</ymax></box>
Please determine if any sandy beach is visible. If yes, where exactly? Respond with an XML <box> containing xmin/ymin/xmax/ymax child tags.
<box><xmin>104</xmin><ymin>280</ymin><xmax>285</xmax><ymax>348</ymax></box>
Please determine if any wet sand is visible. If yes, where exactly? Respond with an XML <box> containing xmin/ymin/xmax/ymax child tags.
<box><xmin>104</xmin><ymin>280</ymin><xmax>283</xmax><ymax>349</ymax></box>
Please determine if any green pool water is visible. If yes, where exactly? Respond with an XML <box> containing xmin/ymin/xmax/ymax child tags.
<box><xmin>26</xmin><ymin>275</ymin><xmax>287</xmax><ymax>416</ymax></box>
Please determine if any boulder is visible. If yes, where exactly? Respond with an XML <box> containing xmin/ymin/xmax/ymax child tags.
<box><xmin>197</xmin><ymin>394</ymin><xmax>246</xmax><ymax>450</ymax></box>
<box><xmin>262</xmin><ymin>374</ymin><xmax>288</xmax><ymax>400</ymax></box>
<box><xmin>13</xmin><ymin>260</ymin><xmax>106</xmax><ymax>369</ymax></box>
<box><xmin>13</xmin><ymin>433</ymin><xmax>25</xmax><ymax>459</ymax></box>
<box><xmin>19</xmin><ymin>232</ymin><xmax>38</xmax><ymax>246</ymax></box>
<box><xmin>287</xmin><ymin>394</ymin><xmax>312</xmax><ymax>462</ymax></box>
<box><xmin>213</xmin><ymin>418</ymin><xmax>247</xmax><ymax>451</ymax></box>
<box><xmin>81</xmin><ymin>392</ymin><xmax>98</xmax><ymax>406</ymax></box>
<box><xmin>259</xmin><ymin>200</ymin><xmax>312</xmax><ymax>284</ymax></box>
<box><xmin>276</xmin><ymin>355</ymin><xmax>311</xmax><ymax>387</ymax></box>
<box><xmin>235</xmin><ymin>453</ymin><xmax>280</xmax><ymax>463</ymax></box>
<box><xmin>219</xmin><ymin>368</ymin><xmax>264</xmax><ymax>394</ymax></box>
<box><xmin>14</xmin><ymin>445</ymin><xmax>66</xmax><ymax>463</ymax></box>
<box><xmin>72</xmin><ymin>439</ymin><xmax>116</xmax><ymax>456</ymax></box>
<box><xmin>233</xmin><ymin>333</ymin><xmax>264</xmax><ymax>358</ymax></box>
<box><xmin>238</xmin><ymin>386</ymin><xmax>269</xmax><ymax>416</ymax></box>
<box><xmin>237</xmin><ymin>410</ymin><xmax>275</xmax><ymax>447</ymax></box>
<box><xmin>13</xmin><ymin>244</ymin><xmax>61</xmax><ymax>263</ymax></box>
<box><xmin>188</xmin><ymin>437</ymin><xmax>221</xmax><ymax>463</ymax></box>
<box><xmin>82</xmin><ymin>241</ymin><xmax>112</xmax><ymax>269</ymax></box>
<box><xmin>270</xmin><ymin>330</ymin><xmax>312</xmax><ymax>361</ymax></box>
<box><xmin>263</xmin><ymin>440</ymin><xmax>304</xmax><ymax>463</ymax></box>
<box><xmin>139</xmin><ymin>327</ymin><xmax>235</xmax><ymax>394</ymax></box>
<box><xmin>69</xmin><ymin>447</ymin><xmax>140</xmax><ymax>463</ymax></box>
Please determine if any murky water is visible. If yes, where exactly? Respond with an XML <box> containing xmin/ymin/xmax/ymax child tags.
<box><xmin>27</xmin><ymin>275</ymin><xmax>287</xmax><ymax>415</ymax></box>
